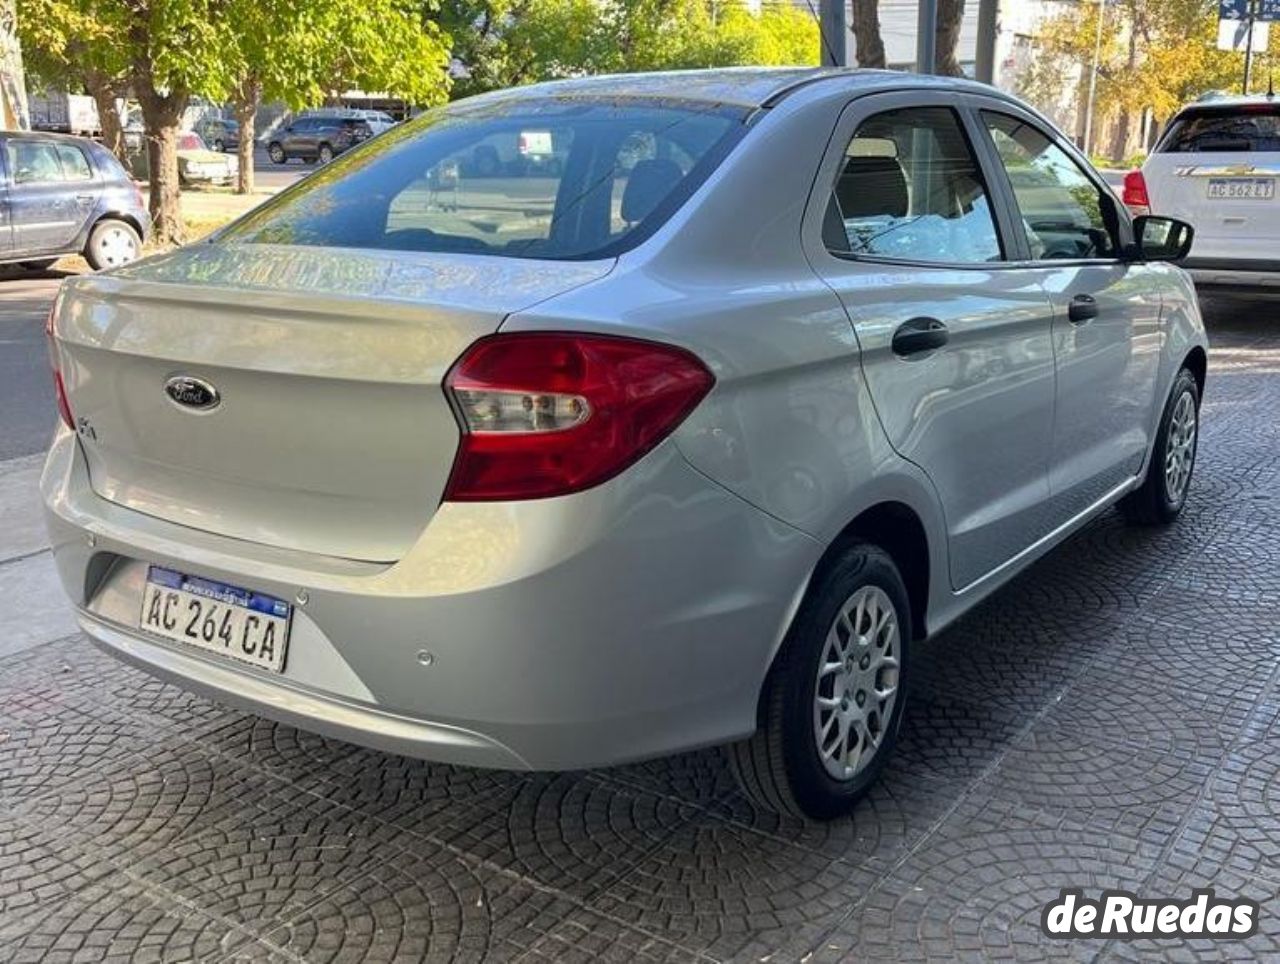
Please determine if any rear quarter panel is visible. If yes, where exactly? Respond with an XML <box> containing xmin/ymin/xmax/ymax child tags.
<box><xmin>503</xmin><ymin>86</ymin><xmax>952</xmax><ymax>634</ymax></box>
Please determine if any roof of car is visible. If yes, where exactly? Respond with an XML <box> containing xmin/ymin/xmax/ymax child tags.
<box><xmin>456</xmin><ymin>67</ymin><xmax>996</xmax><ymax>111</ymax></box>
<box><xmin>1177</xmin><ymin>93</ymin><xmax>1279</xmax><ymax>113</ymax></box>
<box><xmin>0</xmin><ymin>129</ymin><xmax>98</xmax><ymax>145</ymax></box>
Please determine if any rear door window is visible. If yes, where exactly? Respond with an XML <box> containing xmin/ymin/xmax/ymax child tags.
<box><xmin>56</xmin><ymin>144</ymin><xmax>93</xmax><ymax>180</ymax></box>
<box><xmin>825</xmin><ymin>106</ymin><xmax>1003</xmax><ymax>263</ymax></box>
<box><xmin>1157</xmin><ymin>106</ymin><xmax>1280</xmax><ymax>153</ymax></box>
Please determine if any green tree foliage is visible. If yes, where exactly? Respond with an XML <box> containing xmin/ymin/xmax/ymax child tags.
<box><xmin>442</xmin><ymin>0</ymin><xmax>818</xmax><ymax>99</ymax></box>
<box><xmin>19</xmin><ymin>0</ymin><xmax>450</xmax><ymax>240</ymax></box>
<box><xmin>1019</xmin><ymin>0</ymin><xmax>1244</xmax><ymax>161</ymax></box>
<box><xmin>443</xmin><ymin>0</ymin><xmax>601</xmax><ymax>98</ymax></box>
<box><xmin>224</xmin><ymin>0</ymin><xmax>450</xmax><ymax>194</ymax></box>
<box><xmin>19</xmin><ymin>0</ymin><xmax>236</xmax><ymax>244</ymax></box>
<box><xmin>17</xmin><ymin>0</ymin><xmax>129</xmax><ymax>156</ymax></box>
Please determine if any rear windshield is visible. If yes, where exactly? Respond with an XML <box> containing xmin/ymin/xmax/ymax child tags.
<box><xmin>222</xmin><ymin>97</ymin><xmax>747</xmax><ymax>261</ymax></box>
<box><xmin>1156</xmin><ymin>106</ymin><xmax>1280</xmax><ymax>153</ymax></box>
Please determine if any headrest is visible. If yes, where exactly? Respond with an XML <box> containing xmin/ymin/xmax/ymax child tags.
<box><xmin>621</xmin><ymin>158</ymin><xmax>684</xmax><ymax>224</ymax></box>
<box><xmin>835</xmin><ymin>155</ymin><xmax>908</xmax><ymax>219</ymax></box>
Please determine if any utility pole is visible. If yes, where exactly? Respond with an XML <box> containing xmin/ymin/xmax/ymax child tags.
<box><xmin>1082</xmin><ymin>0</ymin><xmax>1106</xmax><ymax>155</ymax></box>
<box><xmin>917</xmin><ymin>0</ymin><xmax>939</xmax><ymax>74</ymax></box>
<box><xmin>975</xmin><ymin>0</ymin><xmax>1000</xmax><ymax>85</ymax></box>
<box><xmin>1243</xmin><ymin>1</ymin><xmax>1257</xmax><ymax>94</ymax></box>
<box><xmin>818</xmin><ymin>0</ymin><xmax>848</xmax><ymax>67</ymax></box>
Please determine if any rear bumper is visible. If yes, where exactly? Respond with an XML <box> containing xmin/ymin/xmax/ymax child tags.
<box><xmin>78</xmin><ymin>609</ymin><xmax>530</xmax><ymax>768</ymax></box>
<box><xmin>1182</xmin><ymin>258</ymin><xmax>1280</xmax><ymax>289</ymax></box>
<box><xmin>42</xmin><ymin>427</ymin><xmax>820</xmax><ymax>771</ymax></box>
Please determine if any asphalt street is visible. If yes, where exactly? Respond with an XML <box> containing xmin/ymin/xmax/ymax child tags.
<box><xmin>246</xmin><ymin>146</ymin><xmax>310</xmax><ymax>192</ymax></box>
<box><xmin>0</xmin><ymin>270</ymin><xmax>65</xmax><ymax>461</ymax></box>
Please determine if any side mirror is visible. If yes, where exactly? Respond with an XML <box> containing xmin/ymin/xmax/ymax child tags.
<box><xmin>1132</xmin><ymin>215</ymin><xmax>1194</xmax><ymax>262</ymax></box>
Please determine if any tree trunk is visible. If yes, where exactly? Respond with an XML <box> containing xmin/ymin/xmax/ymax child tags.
<box><xmin>936</xmin><ymin>0</ymin><xmax>966</xmax><ymax>77</ymax></box>
<box><xmin>233</xmin><ymin>76</ymin><xmax>261</xmax><ymax>195</ymax></box>
<box><xmin>85</xmin><ymin>73</ymin><xmax>125</xmax><ymax>161</ymax></box>
<box><xmin>1108</xmin><ymin>26</ymin><xmax>1139</xmax><ymax>163</ymax></box>
<box><xmin>850</xmin><ymin>0</ymin><xmax>886</xmax><ymax>68</ymax></box>
<box><xmin>135</xmin><ymin>77</ymin><xmax>187</xmax><ymax>247</ymax></box>
<box><xmin>1109</xmin><ymin>110</ymin><xmax>1132</xmax><ymax>164</ymax></box>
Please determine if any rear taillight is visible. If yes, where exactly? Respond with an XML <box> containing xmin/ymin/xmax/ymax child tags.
<box><xmin>45</xmin><ymin>304</ymin><xmax>74</xmax><ymax>430</ymax></box>
<box><xmin>443</xmin><ymin>332</ymin><xmax>715</xmax><ymax>501</ymax></box>
<box><xmin>1122</xmin><ymin>170</ymin><xmax>1151</xmax><ymax>215</ymax></box>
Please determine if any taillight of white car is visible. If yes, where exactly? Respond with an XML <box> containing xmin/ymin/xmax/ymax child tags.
<box><xmin>1123</xmin><ymin>170</ymin><xmax>1151</xmax><ymax>216</ymax></box>
<box><xmin>443</xmin><ymin>332</ymin><xmax>715</xmax><ymax>501</ymax></box>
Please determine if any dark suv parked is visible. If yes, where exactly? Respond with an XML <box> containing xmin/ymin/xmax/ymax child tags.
<box><xmin>0</xmin><ymin>131</ymin><xmax>148</xmax><ymax>271</ymax></box>
<box><xmin>194</xmin><ymin>117</ymin><xmax>241</xmax><ymax>153</ymax></box>
<box><xmin>266</xmin><ymin>116</ymin><xmax>373</xmax><ymax>165</ymax></box>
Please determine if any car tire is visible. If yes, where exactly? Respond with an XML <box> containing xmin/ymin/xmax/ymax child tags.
<box><xmin>726</xmin><ymin>542</ymin><xmax>911</xmax><ymax>819</ymax></box>
<box><xmin>19</xmin><ymin>258</ymin><xmax>58</xmax><ymax>271</ymax></box>
<box><xmin>213</xmin><ymin>139</ymin><xmax>225</xmax><ymax>153</ymax></box>
<box><xmin>318</xmin><ymin>143</ymin><xmax>334</xmax><ymax>164</ymax></box>
<box><xmin>1118</xmin><ymin>366</ymin><xmax>1200</xmax><ymax>526</ymax></box>
<box><xmin>83</xmin><ymin>219</ymin><xmax>142</xmax><ymax>271</ymax></box>
<box><xmin>268</xmin><ymin>142</ymin><xmax>286</xmax><ymax>164</ymax></box>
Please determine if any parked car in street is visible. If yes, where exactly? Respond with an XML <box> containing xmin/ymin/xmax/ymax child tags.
<box><xmin>1124</xmin><ymin>96</ymin><xmax>1279</xmax><ymax>289</ymax></box>
<box><xmin>352</xmin><ymin>109</ymin><xmax>397</xmax><ymax>134</ymax></box>
<box><xmin>0</xmin><ymin>130</ymin><xmax>146</xmax><ymax>270</ymax></box>
<box><xmin>266</xmin><ymin>114</ymin><xmax>374</xmax><ymax>165</ymax></box>
<box><xmin>42</xmin><ymin>69</ymin><xmax>1206</xmax><ymax>819</ymax></box>
<box><xmin>194</xmin><ymin>117</ymin><xmax>241</xmax><ymax>153</ymax></box>
<box><xmin>176</xmin><ymin>131</ymin><xmax>238</xmax><ymax>185</ymax></box>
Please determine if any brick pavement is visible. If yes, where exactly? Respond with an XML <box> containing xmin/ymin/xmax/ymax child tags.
<box><xmin>2</xmin><ymin>294</ymin><xmax>1279</xmax><ymax>962</ymax></box>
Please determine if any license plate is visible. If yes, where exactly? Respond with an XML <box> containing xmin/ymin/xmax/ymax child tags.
<box><xmin>1207</xmin><ymin>178</ymin><xmax>1275</xmax><ymax>200</ymax></box>
<box><xmin>138</xmin><ymin>566</ymin><xmax>291</xmax><ymax>673</ymax></box>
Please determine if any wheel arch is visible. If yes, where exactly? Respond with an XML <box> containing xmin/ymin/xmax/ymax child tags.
<box><xmin>1183</xmin><ymin>345</ymin><xmax>1207</xmax><ymax>397</ymax></box>
<box><xmin>754</xmin><ymin>494</ymin><xmax>937</xmax><ymax>732</ymax></box>
<box><xmin>88</xmin><ymin>212</ymin><xmax>145</xmax><ymax>244</ymax></box>
<box><xmin>819</xmin><ymin>501</ymin><xmax>931</xmax><ymax>643</ymax></box>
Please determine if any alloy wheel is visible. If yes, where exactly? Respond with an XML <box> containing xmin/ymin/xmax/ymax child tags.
<box><xmin>1164</xmin><ymin>389</ymin><xmax>1197</xmax><ymax>505</ymax></box>
<box><xmin>812</xmin><ymin>584</ymin><xmax>901</xmax><ymax>781</ymax></box>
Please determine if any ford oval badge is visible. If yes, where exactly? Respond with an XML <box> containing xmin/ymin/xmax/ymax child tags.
<box><xmin>164</xmin><ymin>375</ymin><xmax>221</xmax><ymax>411</ymax></box>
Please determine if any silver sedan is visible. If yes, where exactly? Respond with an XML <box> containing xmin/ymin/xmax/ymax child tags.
<box><xmin>42</xmin><ymin>68</ymin><xmax>1206</xmax><ymax>819</ymax></box>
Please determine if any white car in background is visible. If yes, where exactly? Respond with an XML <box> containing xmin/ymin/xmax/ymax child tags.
<box><xmin>1126</xmin><ymin>96</ymin><xmax>1280</xmax><ymax>288</ymax></box>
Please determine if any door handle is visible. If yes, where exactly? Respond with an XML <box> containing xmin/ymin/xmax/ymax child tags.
<box><xmin>891</xmin><ymin>317</ymin><xmax>949</xmax><ymax>357</ymax></box>
<box><xmin>1068</xmin><ymin>294</ymin><xmax>1099</xmax><ymax>324</ymax></box>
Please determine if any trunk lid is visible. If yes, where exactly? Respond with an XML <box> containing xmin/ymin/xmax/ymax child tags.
<box><xmin>54</xmin><ymin>243</ymin><xmax>611</xmax><ymax>561</ymax></box>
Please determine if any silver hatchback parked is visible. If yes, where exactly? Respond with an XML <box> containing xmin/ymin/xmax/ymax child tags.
<box><xmin>43</xmin><ymin>69</ymin><xmax>1206</xmax><ymax>819</ymax></box>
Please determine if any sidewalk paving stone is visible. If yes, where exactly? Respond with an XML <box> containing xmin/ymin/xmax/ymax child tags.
<box><xmin>1</xmin><ymin>296</ymin><xmax>1279</xmax><ymax>960</ymax></box>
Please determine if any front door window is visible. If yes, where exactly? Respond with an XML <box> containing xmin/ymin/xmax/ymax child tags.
<box><xmin>981</xmin><ymin>112</ymin><xmax>1119</xmax><ymax>261</ymax></box>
